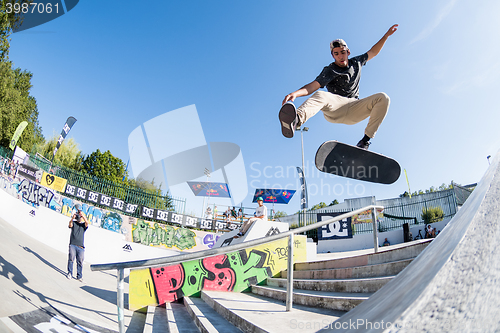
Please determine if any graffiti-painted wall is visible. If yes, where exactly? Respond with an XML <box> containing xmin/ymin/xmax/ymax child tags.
<box><xmin>131</xmin><ymin>219</ymin><xmax>221</xmax><ymax>251</ymax></box>
<box><xmin>129</xmin><ymin>236</ymin><xmax>307</xmax><ymax>310</ymax></box>
<box><xmin>0</xmin><ymin>175</ymin><xmax>222</xmax><ymax>253</ymax></box>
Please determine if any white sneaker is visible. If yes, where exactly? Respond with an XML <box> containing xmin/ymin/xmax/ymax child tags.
<box><xmin>67</xmin><ymin>273</ymin><xmax>72</xmax><ymax>280</ymax></box>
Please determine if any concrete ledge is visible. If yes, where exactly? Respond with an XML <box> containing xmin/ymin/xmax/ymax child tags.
<box><xmin>296</xmin><ymin>240</ymin><xmax>431</xmax><ymax>271</ymax></box>
<box><xmin>282</xmin><ymin>259</ymin><xmax>413</xmax><ymax>279</ymax></box>
<box><xmin>267</xmin><ymin>276</ymin><xmax>393</xmax><ymax>293</ymax></box>
<box><xmin>251</xmin><ymin>285</ymin><xmax>370</xmax><ymax>312</ymax></box>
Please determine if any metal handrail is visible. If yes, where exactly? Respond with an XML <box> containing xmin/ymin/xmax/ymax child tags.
<box><xmin>92</xmin><ymin>204</ymin><xmax>383</xmax><ymax>333</ymax></box>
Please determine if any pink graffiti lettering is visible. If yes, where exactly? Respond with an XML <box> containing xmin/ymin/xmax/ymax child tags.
<box><xmin>202</xmin><ymin>255</ymin><xmax>235</xmax><ymax>291</ymax></box>
<box><xmin>150</xmin><ymin>264</ymin><xmax>184</xmax><ymax>304</ymax></box>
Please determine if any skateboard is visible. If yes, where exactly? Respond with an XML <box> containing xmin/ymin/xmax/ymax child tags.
<box><xmin>315</xmin><ymin>141</ymin><xmax>401</xmax><ymax>184</ymax></box>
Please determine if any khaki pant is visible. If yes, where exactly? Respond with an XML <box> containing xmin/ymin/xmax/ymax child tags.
<box><xmin>296</xmin><ymin>91</ymin><xmax>390</xmax><ymax>138</ymax></box>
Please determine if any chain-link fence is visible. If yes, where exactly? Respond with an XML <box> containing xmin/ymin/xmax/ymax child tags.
<box><xmin>0</xmin><ymin>147</ymin><xmax>186</xmax><ymax>214</ymax></box>
<box><xmin>295</xmin><ymin>189</ymin><xmax>459</xmax><ymax>240</ymax></box>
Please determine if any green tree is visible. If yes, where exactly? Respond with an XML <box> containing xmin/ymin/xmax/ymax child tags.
<box><xmin>421</xmin><ymin>206</ymin><xmax>444</xmax><ymax>224</ymax></box>
<box><xmin>273</xmin><ymin>211</ymin><xmax>287</xmax><ymax>218</ymax></box>
<box><xmin>35</xmin><ymin>135</ymin><xmax>82</xmax><ymax>169</ymax></box>
<box><xmin>81</xmin><ymin>149</ymin><xmax>126</xmax><ymax>183</ymax></box>
<box><xmin>400</xmin><ymin>182</ymin><xmax>454</xmax><ymax>198</ymax></box>
<box><xmin>0</xmin><ymin>1</ymin><xmax>43</xmax><ymax>152</ymax></box>
<box><xmin>329</xmin><ymin>199</ymin><xmax>339</xmax><ymax>206</ymax></box>
<box><xmin>309</xmin><ymin>202</ymin><xmax>327</xmax><ymax>211</ymax></box>
<box><xmin>128</xmin><ymin>177</ymin><xmax>162</xmax><ymax>192</ymax></box>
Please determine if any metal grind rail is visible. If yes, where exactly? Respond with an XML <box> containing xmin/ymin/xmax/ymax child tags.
<box><xmin>91</xmin><ymin>205</ymin><xmax>384</xmax><ymax>333</ymax></box>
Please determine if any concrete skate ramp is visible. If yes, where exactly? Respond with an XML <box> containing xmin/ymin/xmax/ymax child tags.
<box><xmin>323</xmin><ymin>150</ymin><xmax>500</xmax><ymax>332</ymax></box>
<box><xmin>0</xmin><ymin>213</ymin><xmax>142</xmax><ymax>332</ymax></box>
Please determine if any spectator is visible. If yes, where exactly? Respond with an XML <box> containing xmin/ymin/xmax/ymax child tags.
<box><xmin>224</xmin><ymin>207</ymin><xmax>231</xmax><ymax>227</ymax></box>
<box><xmin>234</xmin><ymin>197</ymin><xmax>267</xmax><ymax>238</ymax></box>
<box><xmin>67</xmin><ymin>204</ymin><xmax>89</xmax><ymax>282</ymax></box>
<box><xmin>426</xmin><ymin>224</ymin><xmax>432</xmax><ymax>238</ymax></box>
<box><xmin>383</xmin><ymin>238</ymin><xmax>390</xmax><ymax>246</ymax></box>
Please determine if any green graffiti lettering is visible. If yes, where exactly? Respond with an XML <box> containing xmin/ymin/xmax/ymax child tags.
<box><xmin>131</xmin><ymin>220</ymin><xmax>196</xmax><ymax>250</ymax></box>
<box><xmin>174</xmin><ymin>228</ymin><xmax>196</xmax><ymax>250</ymax></box>
<box><xmin>180</xmin><ymin>260</ymin><xmax>209</xmax><ymax>297</ymax></box>
<box><xmin>228</xmin><ymin>250</ymin><xmax>272</xmax><ymax>292</ymax></box>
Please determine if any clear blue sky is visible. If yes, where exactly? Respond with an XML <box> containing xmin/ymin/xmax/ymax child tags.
<box><xmin>9</xmin><ymin>0</ymin><xmax>500</xmax><ymax>215</ymax></box>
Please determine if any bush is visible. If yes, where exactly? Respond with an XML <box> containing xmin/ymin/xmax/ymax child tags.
<box><xmin>421</xmin><ymin>206</ymin><xmax>444</xmax><ymax>224</ymax></box>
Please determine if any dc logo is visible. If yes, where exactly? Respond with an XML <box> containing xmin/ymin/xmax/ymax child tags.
<box><xmin>317</xmin><ymin>213</ymin><xmax>353</xmax><ymax>240</ymax></box>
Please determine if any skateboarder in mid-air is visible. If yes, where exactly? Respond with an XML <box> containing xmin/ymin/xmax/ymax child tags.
<box><xmin>279</xmin><ymin>24</ymin><xmax>398</xmax><ymax>150</ymax></box>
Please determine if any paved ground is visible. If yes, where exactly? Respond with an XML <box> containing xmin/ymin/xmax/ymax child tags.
<box><xmin>0</xmin><ymin>216</ymin><xmax>143</xmax><ymax>332</ymax></box>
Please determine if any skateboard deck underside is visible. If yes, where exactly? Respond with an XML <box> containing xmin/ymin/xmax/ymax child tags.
<box><xmin>315</xmin><ymin>141</ymin><xmax>401</xmax><ymax>184</ymax></box>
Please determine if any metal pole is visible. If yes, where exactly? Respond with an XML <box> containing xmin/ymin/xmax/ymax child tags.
<box><xmin>117</xmin><ymin>268</ymin><xmax>125</xmax><ymax>333</ymax></box>
<box><xmin>372</xmin><ymin>208</ymin><xmax>379</xmax><ymax>253</ymax></box>
<box><xmin>286</xmin><ymin>233</ymin><xmax>294</xmax><ymax>311</ymax></box>
<box><xmin>300</xmin><ymin>127</ymin><xmax>308</xmax><ymax>227</ymax></box>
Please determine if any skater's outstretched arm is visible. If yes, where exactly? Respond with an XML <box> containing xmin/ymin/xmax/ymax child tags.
<box><xmin>282</xmin><ymin>80</ymin><xmax>321</xmax><ymax>105</ymax></box>
<box><xmin>367</xmin><ymin>24</ymin><xmax>398</xmax><ymax>61</ymax></box>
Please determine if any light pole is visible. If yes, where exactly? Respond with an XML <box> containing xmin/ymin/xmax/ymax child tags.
<box><xmin>487</xmin><ymin>155</ymin><xmax>491</xmax><ymax>165</ymax></box>
<box><xmin>202</xmin><ymin>168</ymin><xmax>211</xmax><ymax>217</ymax></box>
<box><xmin>300</xmin><ymin>127</ymin><xmax>309</xmax><ymax>227</ymax></box>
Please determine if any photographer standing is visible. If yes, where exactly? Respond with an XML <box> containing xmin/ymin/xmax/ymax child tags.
<box><xmin>67</xmin><ymin>204</ymin><xmax>89</xmax><ymax>282</ymax></box>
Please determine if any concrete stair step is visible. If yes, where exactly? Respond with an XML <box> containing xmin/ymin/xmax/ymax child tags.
<box><xmin>202</xmin><ymin>290</ymin><xmax>343</xmax><ymax>333</ymax></box>
<box><xmin>183</xmin><ymin>296</ymin><xmax>243</xmax><ymax>333</ymax></box>
<box><xmin>251</xmin><ymin>285</ymin><xmax>371</xmax><ymax>312</ymax></box>
<box><xmin>282</xmin><ymin>258</ymin><xmax>413</xmax><ymax>279</ymax></box>
<box><xmin>143</xmin><ymin>305</ymin><xmax>170</xmax><ymax>333</ymax></box>
<box><xmin>296</xmin><ymin>240</ymin><xmax>431</xmax><ymax>271</ymax></box>
<box><xmin>267</xmin><ymin>275</ymin><xmax>394</xmax><ymax>293</ymax></box>
<box><xmin>166</xmin><ymin>301</ymin><xmax>200</xmax><ymax>333</ymax></box>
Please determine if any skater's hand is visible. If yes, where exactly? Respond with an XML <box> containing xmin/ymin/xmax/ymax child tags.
<box><xmin>282</xmin><ymin>92</ymin><xmax>298</xmax><ymax>105</ymax></box>
<box><xmin>385</xmin><ymin>24</ymin><xmax>398</xmax><ymax>37</ymax></box>
<box><xmin>283</xmin><ymin>81</ymin><xmax>321</xmax><ymax>105</ymax></box>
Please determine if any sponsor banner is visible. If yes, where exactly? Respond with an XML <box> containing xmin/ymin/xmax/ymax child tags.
<box><xmin>40</xmin><ymin>172</ymin><xmax>67</xmax><ymax>192</ymax></box>
<box><xmin>297</xmin><ymin>167</ymin><xmax>308</xmax><ymax>209</ymax></box>
<box><xmin>352</xmin><ymin>209</ymin><xmax>384</xmax><ymax>224</ymax></box>
<box><xmin>317</xmin><ymin>212</ymin><xmax>353</xmax><ymax>240</ymax></box>
<box><xmin>53</xmin><ymin>116</ymin><xmax>77</xmax><ymax>160</ymax></box>
<box><xmin>64</xmin><ymin>183</ymin><xmax>238</xmax><ymax>231</ymax></box>
<box><xmin>9</xmin><ymin>121</ymin><xmax>28</xmax><ymax>150</ymax></box>
<box><xmin>187</xmin><ymin>181</ymin><xmax>231</xmax><ymax>198</ymax></box>
<box><xmin>17</xmin><ymin>164</ymin><xmax>42</xmax><ymax>182</ymax></box>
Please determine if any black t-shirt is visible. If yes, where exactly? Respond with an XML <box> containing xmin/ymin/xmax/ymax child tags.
<box><xmin>69</xmin><ymin>214</ymin><xmax>88</xmax><ymax>248</ymax></box>
<box><xmin>315</xmin><ymin>53</ymin><xmax>369</xmax><ymax>99</ymax></box>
